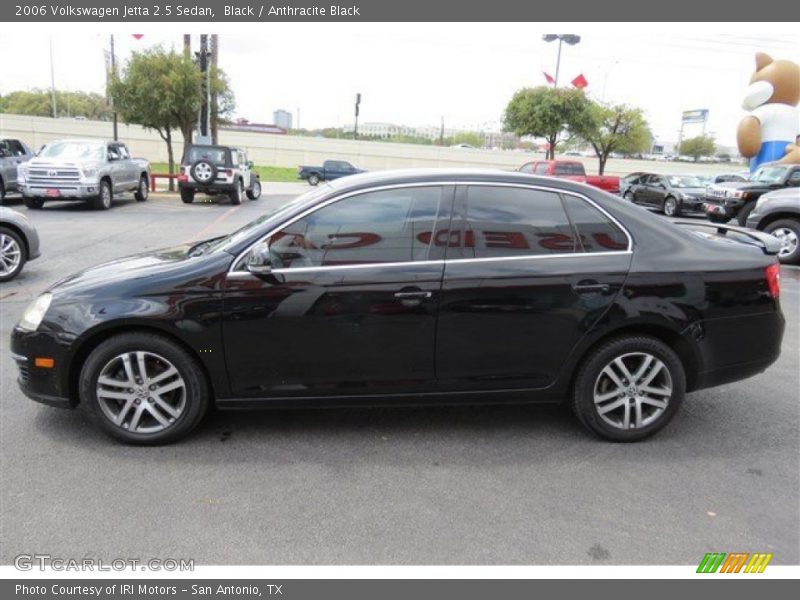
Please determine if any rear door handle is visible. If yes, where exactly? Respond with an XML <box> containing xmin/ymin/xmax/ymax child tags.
<box><xmin>573</xmin><ymin>282</ymin><xmax>611</xmax><ymax>294</ymax></box>
<box><xmin>394</xmin><ymin>291</ymin><xmax>433</xmax><ymax>299</ymax></box>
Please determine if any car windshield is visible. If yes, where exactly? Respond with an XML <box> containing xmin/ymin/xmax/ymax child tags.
<box><xmin>193</xmin><ymin>185</ymin><xmax>332</xmax><ymax>255</ymax></box>
<box><xmin>39</xmin><ymin>141</ymin><xmax>105</xmax><ymax>161</ymax></box>
<box><xmin>667</xmin><ymin>175</ymin><xmax>703</xmax><ymax>188</ymax></box>
<box><xmin>751</xmin><ymin>166</ymin><xmax>787</xmax><ymax>184</ymax></box>
<box><xmin>186</xmin><ymin>146</ymin><xmax>228</xmax><ymax>165</ymax></box>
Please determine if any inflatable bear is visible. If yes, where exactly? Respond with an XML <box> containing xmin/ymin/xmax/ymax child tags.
<box><xmin>737</xmin><ymin>52</ymin><xmax>800</xmax><ymax>172</ymax></box>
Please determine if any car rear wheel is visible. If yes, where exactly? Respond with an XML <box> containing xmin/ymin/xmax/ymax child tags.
<box><xmin>134</xmin><ymin>175</ymin><xmax>149</xmax><ymax>201</ymax></box>
<box><xmin>764</xmin><ymin>219</ymin><xmax>800</xmax><ymax>265</ymax></box>
<box><xmin>571</xmin><ymin>335</ymin><xmax>685</xmax><ymax>442</ymax></box>
<box><xmin>230</xmin><ymin>179</ymin><xmax>243</xmax><ymax>205</ymax></box>
<box><xmin>736</xmin><ymin>202</ymin><xmax>756</xmax><ymax>227</ymax></box>
<box><xmin>23</xmin><ymin>197</ymin><xmax>45</xmax><ymax>210</ymax></box>
<box><xmin>80</xmin><ymin>332</ymin><xmax>210</xmax><ymax>445</ymax></box>
<box><xmin>180</xmin><ymin>188</ymin><xmax>195</xmax><ymax>204</ymax></box>
<box><xmin>0</xmin><ymin>226</ymin><xmax>26</xmax><ymax>282</ymax></box>
<box><xmin>246</xmin><ymin>179</ymin><xmax>261</xmax><ymax>200</ymax></box>
<box><xmin>308</xmin><ymin>173</ymin><xmax>320</xmax><ymax>186</ymax></box>
<box><xmin>663</xmin><ymin>196</ymin><xmax>680</xmax><ymax>217</ymax></box>
<box><xmin>91</xmin><ymin>180</ymin><xmax>112</xmax><ymax>210</ymax></box>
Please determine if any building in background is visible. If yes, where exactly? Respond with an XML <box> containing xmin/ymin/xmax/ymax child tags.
<box><xmin>273</xmin><ymin>109</ymin><xmax>293</xmax><ymax>130</ymax></box>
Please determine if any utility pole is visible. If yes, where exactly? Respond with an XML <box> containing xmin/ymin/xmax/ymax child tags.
<box><xmin>297</xmin><ymin>107</ymin><xmax>300</xmax><ymax>130</ymax></box>
<box><xmin>354</xmin><ymin>93</ymin><xmax>361</xmax><ymax>140</ymax></box>
<box><xmin>49</xmin><ymin>37</ymin><xmax>57</xmax><ymax>118</ymax></box>
<box><xmin>439</xmin><ymin>116</ymin><xmax>444</xmax><ymax>146</ymax></box>
<box><xmin>110</xmin><ymin>34</ymin><xmax>118</xmax><ymax>141</ymax></box>
<box><xmin>196</xmin><ymin>35</ymin><xmax>211</xmax><ymax>142</ymax></box>
<box><xmin>183</xmin><ymin>34</ymin><xmax>191</xmax><ymax>59</ymax></box>
<box><xmin>210</xmin><ymin>34</ymin><xmax>218</xmax><ymax>144</ymax></box>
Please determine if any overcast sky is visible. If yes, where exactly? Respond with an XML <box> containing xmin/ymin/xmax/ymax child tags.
<box><xmin>1</xmin><ymin>24</ymin><xmax>798</xmax><ymax>147</ymax></box>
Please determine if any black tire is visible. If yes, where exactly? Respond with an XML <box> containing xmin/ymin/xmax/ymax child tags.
<box><xmin>24</xmin><ymin>197</ymin><xmax>45</xmax><ymax>210</ymax></box>
<box><xmin>79</xmin><ymin>332</ymin><xmax>210</xmax><ymax>445</ymax></box>
<box><xmin>0</xmin><ymin>226</ymin><xmax>26</xmax><ymax>282</ymax></box>
<box><xmin>180</xmin><ymin>188</ymin><xmax>195</xmax><ymax>204</ymax></box>
<box><xmin>736</xmin><ymin>202</ymin><xmax>756</xmax><ymax>227</ymax></box>
<box><xmin>246</xmin><ymin>178</ymin><xmax>261</xmax><ymax>200</ymax></box>
<box><xmin>91</xmin><ymin>180</ymin><xmax>112</xmax><ymax>210</ymax></box>
<box><xmin>190</xmin><ymin>160</ymin><xmax>217</xmax><ymax>184</ymax></box>
<box><xmin>230</xmin><ymin>179</ymin><xmax>243</xmax><ymax>205</ymax></box>
<box><xmin>663</xmin><ymin>196</ymin><xmax>680</xmax><ymax>217</ymax></box>
<box><xmin>764</xmin><ymin>218</ymin><xmax>800</xmax><ymax>265</ymax></box>
<box><xmin>0</xmin><ymin>178</ymin><xmax>5</xmax><ymax>203</ymax></box>
<box><xmin>623</xmin><ymin>191</ymin><xmax>635</xmax><ymax>203</ymax></box>
<box><xmin>308</xmin><ymin>173</ymin><xmax>320</xmax><ymax>186</ymax></box>
<box><xmin>571</xmin><ymin>335</ymin><xmax>686</xmax><ymax>442</ymax></box>
<box><xmin>134</xmin><ymin>174</ymin><xmax>149</xmax><ymax>201</ymax></box>
<box><xmin>707</xmin><ymin>213</ymin><xmax>729</xmax><ymax>224</ymax></box>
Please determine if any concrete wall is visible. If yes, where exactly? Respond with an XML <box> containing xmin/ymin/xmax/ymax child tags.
<box><xmin>1</xmin><ymin>113</ymin><xmax>743</xmax><ymax>177</ymax></box>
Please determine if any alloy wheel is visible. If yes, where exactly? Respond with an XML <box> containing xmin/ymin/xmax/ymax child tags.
<box><xmin>0</xmin><ymin>233</ymin><xmax>22</xmax><ymax>277</ymax></box>
<box><xmin>593</xmin><ymin>352</ymin><xmax>673</xmax><ymax>430</ymax></box>
<box><xmin>772</xmin><ymin>227</ymin><xmax>799</xmax><ymax>258</ymax></box>
<box><xmin>139</xmin><ymin>178</ymin><xmax>149</xmax><ymax>199</ymax></box>
<box><xmin>664</xmin><ymin>198</ymin><xmax>677</xmax><ymax>216</ymax></box>
<box><xmin>101</xmin><ymin>184</ymin><xmax>112</xmax><ymax>208</ymax></box>
<box><xmin>95</xmin><ymin>351</ymin><xmax>187</xmax><ymax>434</ymax></box>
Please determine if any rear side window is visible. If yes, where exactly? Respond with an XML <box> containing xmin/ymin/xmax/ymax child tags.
<box><xmin>533</xmin><ymin>163</ymin><xmax>549</xmax><ymax>175</ymax></box>
<box><xmin>458</xmin><ymin>186</ymin><xmax>578</xmax><ymax>258</ymax></box>
<box><xmin>562</xmin><ymin>195</ymin><xmax>629</xmax><ymax>253</ymax></box>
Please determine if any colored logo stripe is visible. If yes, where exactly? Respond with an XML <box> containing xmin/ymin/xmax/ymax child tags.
<box><xmin>744</xmin><ymin>553</ymin><xmax>773</xmax><ymax>573</ymax></box>
<box><xmin>697</xmin><ymin>552</ymin><xmax>773</xmax><ymax>573</ymax></box>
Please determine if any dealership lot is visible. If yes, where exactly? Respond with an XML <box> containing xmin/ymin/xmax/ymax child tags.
<box><xmin>1</xmin><ymin>189</ymin><xmax>798</xmax><ymax>565</ymax></box>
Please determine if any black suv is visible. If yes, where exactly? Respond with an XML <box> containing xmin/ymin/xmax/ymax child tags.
<box><xmin>178</xmin><ymin>144</ymin><xmax>261</xmax><ymax>205</ymax></box>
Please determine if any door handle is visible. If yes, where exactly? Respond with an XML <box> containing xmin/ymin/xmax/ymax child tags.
<box><xmin>394</xmin><ymin>290</ymin><xmax>433</xmax><ymax>299</ymax></box>
<box><xmin>573</xmin><ymin>282</ymin><xmax>611</xmax><ymax>294</ymax></box>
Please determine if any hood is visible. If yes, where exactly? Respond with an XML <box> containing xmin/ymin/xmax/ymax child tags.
<box><xmin>48</xmin><ymin>244</ymin><xmax>231</xmax><ymax>299</ymax></box>
<box><xmin>26</xmin><ymin>156</ymin><xmax>105</xmax><ymax>169</ymax></box>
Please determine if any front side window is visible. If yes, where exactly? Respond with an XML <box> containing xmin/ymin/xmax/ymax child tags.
<box><xmin>459</xmin><ymin>186</ymin><xmax>577</xmax><ymax>258</ymax></box>
<box><xmin>533</xmin><ymin>163</ymin><xmax>550</xmax><ymax>175</ymax></box>
<box><xmin>266</xmin><ymin>186</ymin><xmax>444</xmax><ymax>269</ymax></box>
<box><xmin>562</xmin><ymin>195</ymin><xmax>629</xmax><ymax>253</ymax></box>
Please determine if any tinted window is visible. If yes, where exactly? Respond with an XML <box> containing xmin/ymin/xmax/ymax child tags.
<box><xmin>533</xmin><ymin>163</ymin><xmax>549</xmax><ymax>175</ymax></box>
<box><xmin>553</xmin><ymin>162</ymin><xmax>585</xmax><ymax>176</ymax></box>
<box><xmin>562</xmin><ymin>195</ymin><xmax>629</xmax><ymax>253</ymax></box>
<box><xmin>459</xmin><ymin>186</ymin><xmax>577</xmax><ymax>258</ymax></box>
<box><xmin>186</xmin><ymin>147</ymin><xmax>228</xmax><ymax>166</ymax></box>
<box><xmin>268</xmin><ymin>187</ymin><xmax>443</xmax><ymax>268</ymax></box>
<box><xmin>519</xmin><ymin>162</ymin><xmax>534</xmax><ymax>174</ymax></box>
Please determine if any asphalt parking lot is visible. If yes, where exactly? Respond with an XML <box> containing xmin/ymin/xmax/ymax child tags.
<box><xmin>1</xmin><ymin>187</ymin><xmax>798</xmax><ymax>566</ymax></box>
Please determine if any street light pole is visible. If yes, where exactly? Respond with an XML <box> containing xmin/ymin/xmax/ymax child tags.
<box><xmin>554</xmin><ymin>38</ymin><xmax>563</xmax><ymax>87</ymax></box>
<box><xmin>542</xmin><ymin>34</ymin><xmax>581</xmax><ymax>88</ymax></box>
<box><xmin>110</xmin><ymin>34</ymin><xmax>118</xmax><ymax>141</ymax></box>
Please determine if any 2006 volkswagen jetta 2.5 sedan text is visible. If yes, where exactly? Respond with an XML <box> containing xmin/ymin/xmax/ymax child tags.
<box><xmin>10</xmin><ymin>169</ymin><xmax>785</xmax><ymax>444</ymax></box>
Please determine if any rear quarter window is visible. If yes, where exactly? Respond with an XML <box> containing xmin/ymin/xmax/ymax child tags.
<box><xmin>562</xmin><ymin>195</ymin><xmax>629</xmax><ymax>253</ymax></box>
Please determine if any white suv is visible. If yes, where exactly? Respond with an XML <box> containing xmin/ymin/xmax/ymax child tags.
<box><xmin>178</xmin><ymin>144</ymin><xmax>261</xmax><ymax>205</ymax></box>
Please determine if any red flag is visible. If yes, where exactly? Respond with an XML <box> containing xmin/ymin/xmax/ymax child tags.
<box><xmin>132</xmin><ymin>34</ymin><xmax>144</xmax><ymax>40</ymax></box>
<box><xmin>543</xmin><ymin>72</ymin><xmax>555</xmax><ymax>85</ymax></box>
<box><xmin>571</xmin><ymin>74</ymin><xmax>588</xmax><ymax>89</ymax></box>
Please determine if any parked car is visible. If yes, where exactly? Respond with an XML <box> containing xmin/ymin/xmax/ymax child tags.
<box><xmin>0</xmin><ymin>138</ymin><xmax>36</xmax><ymax>202</ymax></box>
<box><xmin>704</xmin><ymin>163</ymin><xmax>800</xmax><ymax>225</ymax></box>
<box><xmin>620</xmin><ymin>172</ymin><xmax>647</xmax><ymax>197</ymax></box>
<box><xmin>518</xmin><ymin>160</ymin><xmax>620</xmax><ymax>194</ymax></box>
<box><xmin>623</xmin><ymin>173</ymin><xmax>708</xmax><ymax>217</ymax></box>
<box><xmin>0</xmin><ymin>206</ymin><xmax>40</xmax><ymax>281</ymax></box>
<box><xmin>178</xmin><ymin>144</ymin><xmax>261</xmax><ymax>205</ymax></box>
<box><xmin>17</xmin><ymin>139</ymin><xmax>150</xmax><ymax>210</ymax></box>
<box><xmin>745</xmin><ymin>187</ymin><xmax>800</xmax><ymax>264</ymax></box>
<box><xmin>298</xmin><ymin>160</ymin><xmax>364</xmax><ymax>186</ymax></box>
<box><xmin>11</xmin><ymin>169</ymin><xmax>785</xmax><ymax>445</ymax></box>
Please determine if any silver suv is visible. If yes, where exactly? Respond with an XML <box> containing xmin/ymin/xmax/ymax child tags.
<box><xmin>178</xmin><ymin>144</ymin><xmax>261</xmax><ymax>205</ymax></box>
<box><xmin>0</xmin><ymin>138</ymin><xmax>35</xmax><ymax>202</ymax></box>
<box><xmin>17</xmin><ymin>139</ymin><xmax>151</xmax><ymax>210</ymax></box>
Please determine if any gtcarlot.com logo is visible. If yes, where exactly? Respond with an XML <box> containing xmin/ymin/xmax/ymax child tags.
<box><xmin>697</xmin><ymin>552</ymin><xmax>773</xmax><ymax>573</ymax></box>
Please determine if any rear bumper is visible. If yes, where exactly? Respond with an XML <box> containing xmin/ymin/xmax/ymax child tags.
<box><xmin>179</xmin><ymin>181</ymin><xmax>236</xmax><ymax>193</ymax></box>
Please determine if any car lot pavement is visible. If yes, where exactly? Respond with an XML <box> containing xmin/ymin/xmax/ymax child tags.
<box><xmin>1</xmin><ymin>190</ymin><xmax>798</xmax><ymax>565</ymax></box>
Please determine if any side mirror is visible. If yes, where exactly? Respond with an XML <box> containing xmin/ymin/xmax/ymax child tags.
<box><xmin>107</xmin><ymin>153</ymin><xmax>118</xmax><ymax>162</ymax></box>
<box><xmin>246</xmin><ymin>242</ymin><xmax>272</xmax><ymax>275</ymax></box>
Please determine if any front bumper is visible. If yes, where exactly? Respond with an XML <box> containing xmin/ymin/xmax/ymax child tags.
<box><xmin>20</xmin><ymin>183</ymin><xmax>99</xmax><ymax>200</ymax></box>
<box><xmin>678</xmin><ymin>198</ymin><xmax>706</xmax><ymax>216</ymax></box>
<box><xmin>10</xmin><ymin>327</ymin><xmax>77</xmax><ymax>409</ymax></box>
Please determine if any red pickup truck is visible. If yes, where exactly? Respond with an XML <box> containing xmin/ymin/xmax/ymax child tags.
<box><xmin>519</xmin><ymin>160</ymin><xmax>620</xmax><ymax>194</ymax></box>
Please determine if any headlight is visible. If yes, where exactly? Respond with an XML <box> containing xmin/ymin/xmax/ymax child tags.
<box><xmin>18</xmin><ymin>293</ymin><xmax>52</xmax><ymax>332</ymax></box>
<box><xmin>82</xmin><ymin>167</ymin><xmax>97</xmax><ymax>178</ymax></box>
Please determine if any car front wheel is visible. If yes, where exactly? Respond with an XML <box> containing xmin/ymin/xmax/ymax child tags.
<box><xmin>91</xmin><ymin>180</ymin><xmax>112</xmax><ymax>210</ymax></box>
<box><xmin>246</xmin><ymin>179</ymin><xmax>261</xmax><ymax>200</ymax></box>
<box><xmin>0</xmin><ymin>226</ymin><xmax>26</xmax><ymax>282</ymax></box>
<box><xmin>134</xmin><ymin>175</ymin><xmax>149</xmax><ymax>201</ymax></box>
<box><xmin>663</xmin><ymin>196</ymin><xmax>680</xmax><ymax>217</ymax></box>
<box><xmin>764</xmin><ymin>219</ymin><xmax>800</xmax><ymax>265</ymax></box>
<box><xmin>80</xmin><ymin>332</ymin><xmax>210</xmax><ymax>445</ymax></box>
<box><xmin>571</xmin><ymin>335</ymin><xmax>685</xmax><ymax>442</ymax></box>
<box><xmin>24</xmin><ymin>197</ymin><xmax>45</xmax><ymax>210</ymax></box>
<box><xmin>623</xmin><ymin>191</ymin><xmax>635</xmax><ymax>203</ymax></box>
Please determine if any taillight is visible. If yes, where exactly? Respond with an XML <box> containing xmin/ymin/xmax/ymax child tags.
<box><xmin>765</xmin><ymin>263</ymin><xmax>780</xmax><ymax>299</ymax></box>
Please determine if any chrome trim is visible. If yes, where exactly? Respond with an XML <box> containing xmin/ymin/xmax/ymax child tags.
<box><xmin>10</xmin><ymin>352</ymin><xmax>28</xmax><ymax>363</ymax></box>
<box><xmin>228</xmin><ymin>180</ymin><xmax>634</xmax><ymax>274</ymax></box>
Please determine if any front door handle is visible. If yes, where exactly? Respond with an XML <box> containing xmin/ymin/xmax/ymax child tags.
<box><xmin>394</xmin><ymin>290</ymin><xmax>433</xmax><ymax>299</ymax></box>
<box><xmin>573</xmin><ymin>281</ymin><xmax>611</xmax><ymax>294</ymax></box>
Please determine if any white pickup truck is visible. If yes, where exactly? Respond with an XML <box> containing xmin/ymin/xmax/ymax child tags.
<box><xmin>17</xmin><ymin>139</ymin><xmax>151</xmax><ymax>210</ymax></box>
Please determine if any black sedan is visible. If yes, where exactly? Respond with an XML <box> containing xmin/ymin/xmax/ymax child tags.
<box><xmin>623</xmin><ymin>173</ymin><xmax>708</xmax><ymax>217</ymax></box>
<box><xmin>10</xmin><ymin>169</ymin><xmax>785</xmax><ymax>444</ymax></box>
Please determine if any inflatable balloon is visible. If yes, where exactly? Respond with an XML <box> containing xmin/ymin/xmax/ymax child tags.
<box><xmin>737</xmin><ymin>52</ymin><xmax>800</xmax><ymax>172</ymax></box>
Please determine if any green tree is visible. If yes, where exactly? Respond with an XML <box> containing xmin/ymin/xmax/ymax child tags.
<box><xmin>678</xmin><ymin>135</ymin><xmax>716</xmax><ymax>162</ymax></box>
<box><xmin>503</xmin><ymin>86</ymin><xmax>592</xmax><ymax>159</ymax></box>
<box><xmin>447</xmin><ymin>132</ymin><xmax>484</xmax><ymax>148</ymax></box>
<box><xmin>109</xmin><ymin>47</ymin><xmax>204</xmax><ymax>189</ymax></box>
<box><xmin>576</xmin><ymin>103</ymin><xmax>652</xmax><ymax>174</ymax></box>
<box><xmin>0</xmin><ymin>89</ymin><xmax>113</xmax><ymax>120</ymax></box>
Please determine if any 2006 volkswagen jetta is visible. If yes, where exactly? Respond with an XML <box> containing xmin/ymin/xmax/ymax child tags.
<box><xmin>11</xmin><ymin>169</ymin><xmax>785</xmax><ymax>444</ymax></box>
